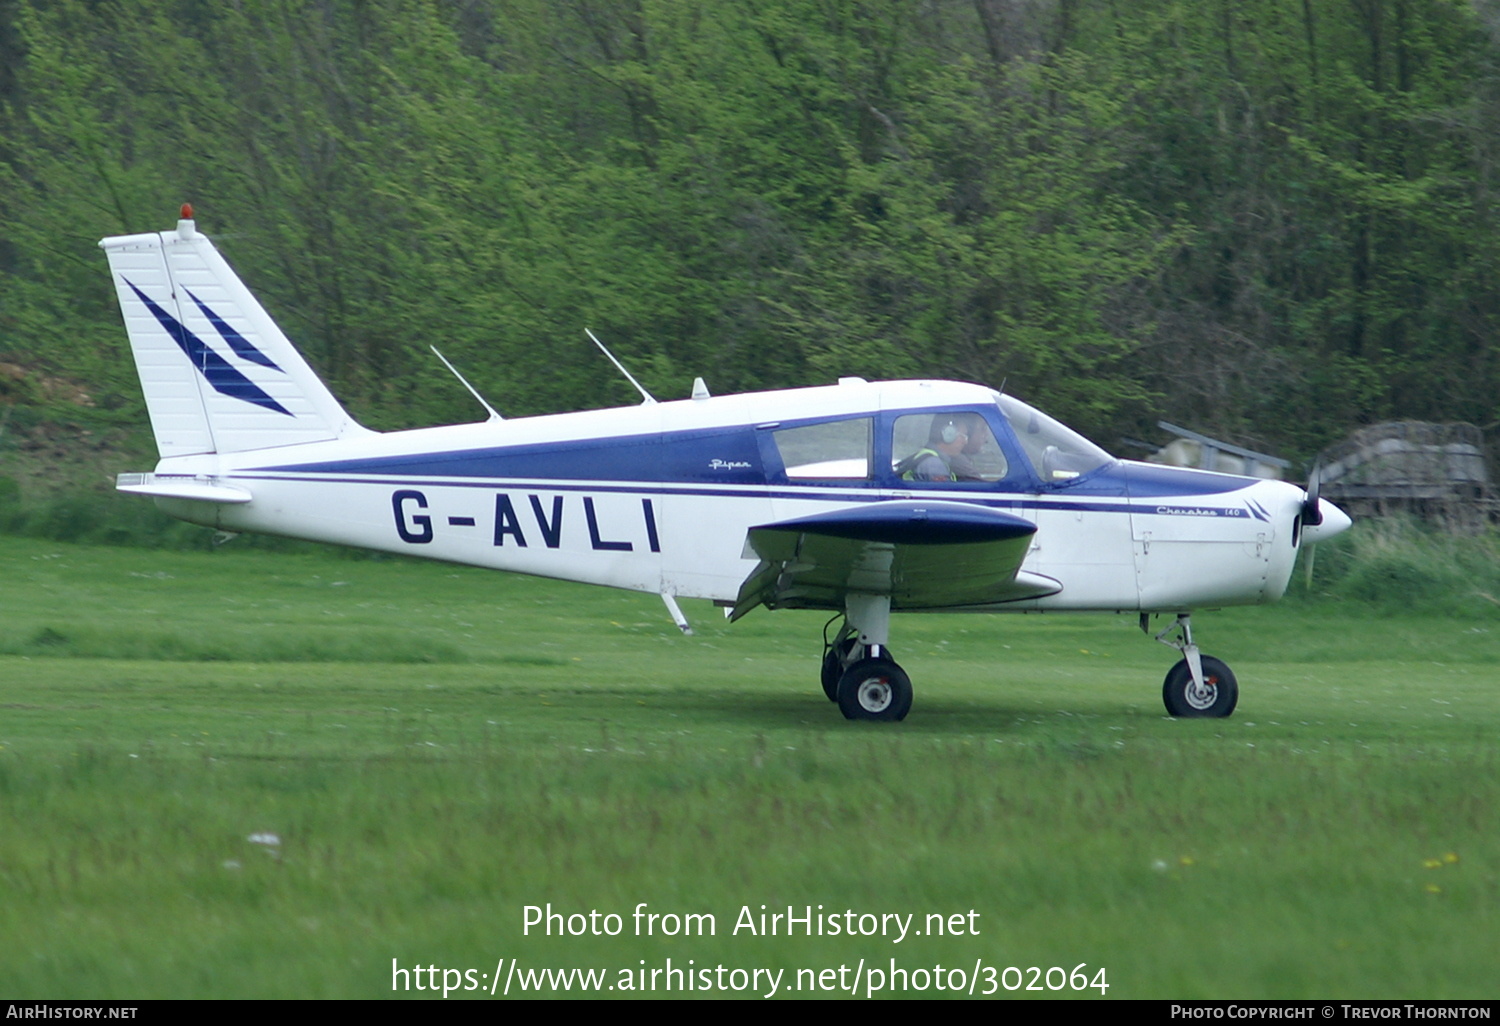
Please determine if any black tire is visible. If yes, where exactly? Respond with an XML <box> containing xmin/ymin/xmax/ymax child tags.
<box><xmin>1162</xmin><ymin>656</ymin><xmax>1238</xmax><ymax>718</ymax></box>
<box><xmin>821</xmin><ymin>639</ymin><xmax>895</xmax><ymax>702</ymax></box>
<box><xmin>821</xmin><ymin>638</ymin><xmax>854</xmax><ymax>701</ymax></box>
<box><xmin>837</xmin><ymin>658</ymin><xmax>913</xmax><ymax>721</ymax></box>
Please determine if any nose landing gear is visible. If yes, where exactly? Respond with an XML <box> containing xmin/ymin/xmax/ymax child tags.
<box><xmin>1146</xmin><ymin>613</ymin><xmax>1239</xmax><ymax>718</ymax></box>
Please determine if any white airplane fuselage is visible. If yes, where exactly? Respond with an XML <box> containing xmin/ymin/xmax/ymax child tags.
<box><xmin>131</xmin><ymin>378</ymin><xmax>1336</xmax><ymax>614</ymax></box>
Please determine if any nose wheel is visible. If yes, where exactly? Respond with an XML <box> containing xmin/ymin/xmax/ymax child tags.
<box><xmin>1162</xmin><ymin>655</ymin><xmax>1238</xmax><ymax>717</ymax></box>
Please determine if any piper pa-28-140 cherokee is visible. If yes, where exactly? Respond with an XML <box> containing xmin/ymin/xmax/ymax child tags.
<box><xmin>103</xmin><ymin>208</ymin><xmax>1351</xmax><ymax>722</ymax></box>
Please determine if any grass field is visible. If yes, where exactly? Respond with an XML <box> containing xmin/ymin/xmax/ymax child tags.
<box><xmin>1</xmin><ymin>534</ymin><xmax>1497</xmax><ymax>999</ymax></box>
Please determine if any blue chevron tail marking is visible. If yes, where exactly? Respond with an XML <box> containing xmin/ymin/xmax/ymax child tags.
<box><xmin>185</xmin><ymin>288</ymin><xmax>283</xmax><ymax>371</ymax></box>
<box><xmin>123</xmin><ymin>278</ymin><xmax>293</xmax><ymax>416</ymax></box>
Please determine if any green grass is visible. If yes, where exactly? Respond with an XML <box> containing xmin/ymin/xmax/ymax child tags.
<box><xmin>1</xmin><ymin>535</ymin><xmax>1497</xmax><ymax>999</ymax></box>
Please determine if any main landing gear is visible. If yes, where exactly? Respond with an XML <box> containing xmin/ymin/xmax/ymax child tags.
<box><xmin>823</xmin><ymin>596</ymin><xmax>912</xmax><ymax>721</ymax></box>
<box><xmin>1145</xmin><ymin>613</ymin><xmax>1238</xmax><ymax>718</ymax></box>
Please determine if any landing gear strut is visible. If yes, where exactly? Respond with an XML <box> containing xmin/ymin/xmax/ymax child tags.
<box><xmin>822</xmin><ymin>596</ymin><xmax>912</xmax><ymax>721</ymax></box>
<box><xmin>1144</xmin><ymin>613</ymin><xmax>1239</xmax><ymax>718</ymax></box>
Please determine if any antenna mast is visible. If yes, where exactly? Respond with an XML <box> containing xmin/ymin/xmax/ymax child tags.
<box><xmin>430</xmin><ymin>346</ymin><xmax>502</xmax><ymax>422</ymax></box>
<box><xmin>585</xmin><ymin>328</ymin><xmax>657</xmax><ymax>405</ymax></box>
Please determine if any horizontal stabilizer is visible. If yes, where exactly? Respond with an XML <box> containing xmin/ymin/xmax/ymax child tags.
<box><xmin>116</xmin><ymin>473</ymin><xmax>252</xmax><ymax>504</ymax></box>
<box><xmin>731</xmin><ymin>501</ymin><xmax>1058</xmax><ymax>618</ymax></box>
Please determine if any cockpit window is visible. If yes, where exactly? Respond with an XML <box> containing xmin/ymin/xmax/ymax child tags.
<box><xmin>892</xmin><ymin>411</ymin><xmax>1008</xmax><ymax>483</ymax></box>
<box><xmin>997</xmin><ymin>395</ymin><xmax>1113</xmax><ymax>483</ymax></box>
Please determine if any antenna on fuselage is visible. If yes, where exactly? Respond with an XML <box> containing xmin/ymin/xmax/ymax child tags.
<box><xmin>429</xmin><ymin>346</ymin><xmax>503</xmax><ymax>422</ymax></box>
<box><xmin>585</xmin><ymin>328</ymin><xmax>657</xmax><ymax>405</ymax></box>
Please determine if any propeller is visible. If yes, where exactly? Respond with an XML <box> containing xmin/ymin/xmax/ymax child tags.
<box><xmin>1301</xmin><ymin>460</ymin><xmax>1324</xmax><ymax>527</ymax></box>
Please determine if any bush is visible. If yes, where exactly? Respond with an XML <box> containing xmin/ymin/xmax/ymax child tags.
<box><xmin>1304</xmin><ymin>516</ymin><xmax>1500</xmax><ymax>617</ymax></box>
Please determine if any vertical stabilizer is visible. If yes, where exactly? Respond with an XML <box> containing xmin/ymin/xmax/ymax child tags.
<box><xmin>100</xmin><ymin>209</ymin><xmax>368</xmax><ymax>456</ymax></box>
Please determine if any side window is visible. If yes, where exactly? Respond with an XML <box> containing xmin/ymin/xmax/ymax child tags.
<box><xmin>892</xmin><ymin>411</ymin><xmax>1008</xmax><ymax>484</ymax></box>
<box><xmin>772</xmin><ymin>419</ymin><xmax>872</xmax><ymax>480</ymax></box>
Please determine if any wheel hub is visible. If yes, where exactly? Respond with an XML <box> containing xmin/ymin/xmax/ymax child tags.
<box><xmin>857</xmin><ymin>676</ymin><xmax>892</xmax><ymax>712</ymax></box>
<box><xmin>1185</xmin><ymin>675</ymin><xmax>1218</xmax><ymax>710</ymax></box>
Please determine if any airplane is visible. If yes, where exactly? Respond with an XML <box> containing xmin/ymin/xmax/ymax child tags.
<box><xmin>102</xmin><ymin>207</ymin><xmax>1352</xmax><ymax>722</ymax></box>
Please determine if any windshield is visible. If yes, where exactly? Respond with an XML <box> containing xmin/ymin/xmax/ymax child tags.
<box><xmin>997</xmin><ymin>395</ymin><xmax>1114</xmax><ymax>483</ymax></box>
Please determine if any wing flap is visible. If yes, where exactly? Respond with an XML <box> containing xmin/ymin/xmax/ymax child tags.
<box><xmin>731</xmin><ymin>501</ymin><xmax>1059</xmax><ymax>619</ymax></box>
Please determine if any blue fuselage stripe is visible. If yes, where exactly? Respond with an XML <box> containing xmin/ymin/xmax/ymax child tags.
<box><xmin>226</xmin><ymin>472</ymin><xmax>1253</xmax><ymax>518</ymax></box>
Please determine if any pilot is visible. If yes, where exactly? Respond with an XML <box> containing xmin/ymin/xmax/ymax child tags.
<box><xmin>900</xmin><ymin>414</ymin><xmax>987</xmax><ymax>482</ymax></box>
<box><xmin>948</xmin><ymin>415</ymin><xmax>993</xmax><ymax>481</ymax></box>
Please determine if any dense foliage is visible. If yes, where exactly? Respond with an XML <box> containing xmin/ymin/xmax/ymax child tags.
<box><xmin>3</xmin><ymin>0</ymin><xmax>1498</xmax><ymax>457</ymax></box>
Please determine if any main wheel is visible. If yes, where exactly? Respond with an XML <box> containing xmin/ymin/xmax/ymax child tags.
<box><xmin>1162</xmin><ymin>656</ymin><xmax>1238</xmax><ymax>718</ymax></box>
<box><xmin>821</xmin><ymin>638</ymin><xmax>854</xmax><ymax>701</ymax></box>
<box><xmin>821</xmin><ymin>639</ymin><xmax>895</xmax><ymax>702</ymax></box>
<box><xmin>837</xmin><ymin>658</ymin><xmax>913</xmax><ymax>721</ymax></box>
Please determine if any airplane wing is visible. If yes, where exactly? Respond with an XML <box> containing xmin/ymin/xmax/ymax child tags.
<box><xmin>730</xmin><ymin>500</ymin><xmax>1061</xmax><ymax>619</ymax></box>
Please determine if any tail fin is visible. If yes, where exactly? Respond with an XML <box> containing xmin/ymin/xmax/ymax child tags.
<box><xmin>100</xmin><ymin>208</ymin><xmax>368</xmax><ymax>457</ymax></box>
